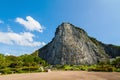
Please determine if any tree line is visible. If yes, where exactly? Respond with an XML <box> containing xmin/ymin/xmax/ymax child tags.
<box><xmin>0</xmin><ymin>52</ymin><xmax>120</xmax><ymax>74</ymax></box>
<box><xmin>0</xmin><ymin>52</ymin><xmax>49</xmax><ymax>74</ymax></box>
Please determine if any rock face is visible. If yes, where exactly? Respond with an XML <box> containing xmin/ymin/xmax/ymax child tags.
<box><xmin>38</xmin><ymin>23</ymin><xmax>120</xmax><ymax>65</ymax></box>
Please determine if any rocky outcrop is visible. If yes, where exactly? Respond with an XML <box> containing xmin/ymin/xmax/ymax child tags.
<box><xmin>38</xmin><ymin>23</ymin><xmax>120</xmax><ymax>65</ymax></box>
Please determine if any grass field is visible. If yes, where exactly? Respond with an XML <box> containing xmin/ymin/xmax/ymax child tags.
<box><xmin>0</xmin><ymin>71</ymin><xmax>120</xmax><ymax>80</ymax></box>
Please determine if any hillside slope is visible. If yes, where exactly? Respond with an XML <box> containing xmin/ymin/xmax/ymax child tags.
<box><xmin>38</xmin><ymin>23</ymin><xmax>120</xmax><ymax>65</ymax></box>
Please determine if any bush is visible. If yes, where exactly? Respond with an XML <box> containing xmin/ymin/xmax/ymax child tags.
<box><xmin>79</xmin><ymin>65</ymin><xmax>88</xmax><ymax>71</ymax></box>
<box><xmin>88</xmin><ymin>65</ymin><xmax>97</xmax><ymax>71</ymax></box>
<box><xmin>14</xmin><ymin>68</ymin><xmax>24</xmax><ymax>73</ymax></box>
<box><xmin>71</xmin><ymin>67</ymin><xmax>80</xmax><ymax>70</ymax></box>
<box><xmin>64</xmin><ymin>65</ymin><xmax>72</xmax><ymax>70</ymax></box>
<box><xmin>88</xmin><ymin>65</ymin><xmax>115</xmax><ymax>72</ymax></box>
<box><xmin>0</xmin><ymin>68</ymin><xmax>13</xmax><ymax>74</ymax></box>
<box><xmin>53</xmin><ymin>65</ymin><xmax>63</xmax><ymax>69</ymax></box>
<box><xmin>115</xmin><ymin>68</ymin><xmax>120</xmax><ymax>72</ymax></box>
<box><xmin>22</xmin><ymin>67</ymin><xmax>39</xmax><ymax>72</ymax></box>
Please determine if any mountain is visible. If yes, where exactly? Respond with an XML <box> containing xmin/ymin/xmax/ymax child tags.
<box><xmin>38</xmin><ymin>23</ymin><xmax>120</xmax><ymax>65</ymax></box>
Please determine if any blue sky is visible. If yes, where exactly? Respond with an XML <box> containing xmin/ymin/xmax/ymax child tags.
<box><xmin>0</xmin><ymin>0</ymin><xmax>120</xmax><ymax>55</ymax></box>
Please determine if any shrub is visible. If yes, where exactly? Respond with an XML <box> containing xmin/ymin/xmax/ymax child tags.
<box><xmin>64</xmin><ymin>65</ymin><xmax>72</xmax><ymax>70</ymax></box>
<box><xmin>79</xmin><ymin>65</ymin><xmax>88</xmax><ymax>71</ymax></box>
<box><xmin>0</xmin><ymin>68</ymin><xmax>12</xmax><ymax>74</ymax></box>
<box><xmin>88</xmin><ymin>65</ymin><xmax>115</xmax><ymax>72</ymax></box>
<box><xmin>116</xmin><ymin>68</ymin><xmax>120</xmax><ymax>72</ymax></box>
<box><xmin>71</xmin><ymin>67</ymin><xmax>80</xmax><ymax>70</ymax></box>
<box><xmin>13</xmin><ymin>68</ymin><xmax>24</xmax><ymax>73</ymax></box>
<box><xmin>22</xmin><ymin>67</ymin><xmax>39</xmax><ymax>72</ymax></box>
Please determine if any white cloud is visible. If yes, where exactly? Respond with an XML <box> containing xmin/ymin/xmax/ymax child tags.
<box><xmin>7</xmin><ymin>25</ymin><xmax>13</xmax><ymax>32</ymax></box>
<box><xmin>0</xmin><ymin>31</ymin><xmax>45</xmax><ymax>47</ymax></box>
<box><xmin>15</xmin><ymin>16</ymin><xmax>43</xmax><ymax>32</ymax></box>
<box><xmin>0</xmin><ymin>20</ymin><xmax>4</xmax><ymax>24</ymax></box>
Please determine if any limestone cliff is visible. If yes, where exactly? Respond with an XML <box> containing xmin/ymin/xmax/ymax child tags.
<box><xmin>38</xmin><ymin>23</ymin><xmax>120</xmax><ymax>65</ymax></box>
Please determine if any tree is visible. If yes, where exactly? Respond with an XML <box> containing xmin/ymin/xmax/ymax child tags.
<box><xmin>0</xmin><ymin>54</ymin><xmax>10</xmax><ymax>68</ymax></box>
<box><xmin>111</xmin><ymin>57</ymin><xmax>120</xmax><ymax>68</ymax></box>
<box><xmin>20</xmin><ymin>54</ymin><xmax>34</xmax><ymax>66</ymax></box>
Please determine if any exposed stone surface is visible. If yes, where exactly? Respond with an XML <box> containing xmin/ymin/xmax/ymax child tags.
<box><xmin>38</xmin><ymin>23</ymin><xmax>120</xmax><ymax>65</ymax></box>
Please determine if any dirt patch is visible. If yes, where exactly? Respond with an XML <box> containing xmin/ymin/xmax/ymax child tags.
<box><xmin>0</xmin><ymin>71</ymin><xmax>120</xmax><ymax>80</ymax></box>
